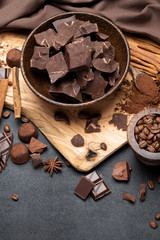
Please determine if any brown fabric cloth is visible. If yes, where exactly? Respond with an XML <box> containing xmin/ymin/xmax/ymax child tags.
<box><xmin>0</xmin><ymin>0</ymin><xmax>160</xmax><ymax>44</ymax></box>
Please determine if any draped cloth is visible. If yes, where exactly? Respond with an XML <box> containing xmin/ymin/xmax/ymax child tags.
<box><xmin>0</xmin><ymin>0</ymin><xmax>160</xmax><ymax>44</ymax></box>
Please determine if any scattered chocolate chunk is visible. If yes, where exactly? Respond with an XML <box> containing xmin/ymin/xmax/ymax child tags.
<box><xmin>29</xmin><ymin>137</ymin><xmax>47</xmax><ymax>154</ymax></box>
<box><xmin>34</xmin><ymin>28</ymin><xmax>56</xmax><ymax>48</ymax></box>
<box><xmin>92</xmin><ymin>58</ymin><xmax>118</xmax><ymax>73</ymax></box>
<box><xmin>18</xmin><ymin>123</ymin><xmax>38</xmax><ymax>143</ymax></box>
<box><xmin>30</xmin><ymin>153</ymin><xmax>44</xmax><ymax>169</ymax></box>
<box><xmin>52</xmin><ymin>15</ymin><xmax>76</xmax><ymax>31</ymax></box>
<box><xmin>123</xmin><ymin>193</ymin><xmax>135</xmax><ymax>203</ymax></box>
<box><xmin>147</xmin><ymin>180</ymin><xmax>155</xmax><ymax>190</ymax></box>
<box><xmin>112</xmin><ymin>161</ymin><xmax>131</xmax><ymax>181</ymax></box>
<box><xmin>44</xmin><ymin>156</ymin><xmax>63</xmax><ymax>176</ymax></box>
<box><xmin>3</xmin><ymin>125</ymin><xmax>10</xmax><ymax>133</ymax></box>
<box><xmin>150</xmin><ymin>220</ymin><xmax>158</xmax><ymax>229</ymax></box>
<box><xmin>95</xmin><ymin>32</ymin><xmax>109</xmax><ymax>41</ymax></box>
<box><xmin>71</xmin><ymin>134</ymin><xmax>84</xmax><ymax>147</ymax></box>
<box><xmin>54</xmin><ymin>111</ymin><xmax>70</xmax><ymax>125</ymax></box>
<box><xmin>6</xmin><ymin>48</ymin><xmax>21</xmax><ymax>68</ymax></box>
<box><xmin>100</xmin><ymin>142</ymin><xmax>107</xmax><ymax>150</ymax></box>
<box><xmin>30</xmin><ymin>46</ymin><xmax>49</xmax><ymax>70</ymax></box>
<box><xmin>139</xmin><ymin>184</ymin><xmax>146</xmax><ymax>202</ymax></box>
<box><xmin>109</xmin><ymin>113</ymin><xmax>127</xmax><ymax>131</ymax></box>
<box><xmin>91</xmin><ymin>179</ymin><xmax>111</xmax><ymax>200</ymax></box>
<box><xmin>85</xmin><ymin>117</ymin><xmax>101</xmax><ymax>133</ymax></box>
<box><xmin>74</xmin><ymin>176</ymin><xmax>95</xmax><ymax>200</ymax></box>
<box><xmin>155</xmin><ymin>212</ymin><xmax>160</xmax><ymax>221</ymax></box>
<box><xmin>0</xmin><ymin>132</ymin><xmax>13</xmax><ymax>168</ymax></box>
<box><xmin>21</xmin><ymin>116</ymin><xmax>29</xmax><ymax>123</ymax></box>
<box><xmin>2</xmin><ymin>110</ymin><xmax>10</xmax><ymax>118</ymax></box>
<box><xmin>11</xmin><ymin>194</ymin><xmax>19</xmax><ymax>201</ymax></box>
<box><xmin>65</xmin><ymin>160</ymin><xmax>71</xmax><ymax>167</ymax></box>
<box><xmin>46</xmin><ymin>52</ymin><xmax>68</xmax><ymax>84</ymax></box>
<box><xmin>85</xmin><ymin>171</ymin><xmax>102</xmax><ymax>184</ymax></box>
<box><xmin>86</xmin><ymin>149</ymin><xmax>97</xmax><ymax>161</ymax></box>
<box><xmin>10</xmin><ymin>143</ymin><xmax>30</xmax><ymax>164</ymax></box>
<box><xmin>82</xmin><ymin>70</ymin><xmax>108</xmax><ymax>100</ymax></box>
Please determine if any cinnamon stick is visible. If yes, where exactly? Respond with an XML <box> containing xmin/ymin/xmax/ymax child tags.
<box><xmin>0</xmin><ymin>79</ymin><xmax>8</xmax><ymax>118</ymax></box>
<box><xmin>12</xmin><ymin>67</ymin><xmax>21</xmax><ymax>118</ymax></box>
<box><xmin>130</xmin><ymin>55</ymin><xmax>157</xmax><ymax>70</ymax></box>
<box><xmin>133</xmin><ymin>37</ymin><xmax>160</xmax><ymax>50</ymax></box>
<box><xmin>137</xmin><ymin>42</ymin><xmax>160</xmax><ymax>55</ymax></box>
<box><xmin>130</xmin><ymin>62</ymin><xmax>158</xmax><ymax>76</ymax></box>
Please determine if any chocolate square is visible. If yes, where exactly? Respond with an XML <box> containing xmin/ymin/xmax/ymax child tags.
<box><xmin>91</xmin><ymin>179</ymin><xmax>111</xmax><ymax>200</ymax></box>
<box><xmin>74</xmin><ymin>176</ymin><xmax>95</xmax><ymax>200</ymax></box>
<box><xmin>85</xmin><ymin>171</ymin><xmax>102</xmax><ymax>184</ymax></box>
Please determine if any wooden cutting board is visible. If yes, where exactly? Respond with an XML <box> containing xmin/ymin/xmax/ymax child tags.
<box><xmin>0</xmin><ymin>31</ymin><xmax>134</xmax><ymax>172</ymax></box>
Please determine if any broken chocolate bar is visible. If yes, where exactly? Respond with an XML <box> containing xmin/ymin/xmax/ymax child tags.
<box><xmin>108</xmin><ymin>64</ymin><xmax>120</xmax><ymax>86</ymax></box>
<box><xmin>46</xmin><ymin>52</ymin><xmax>68</xmax><ymax>84</ymax></box>
<box><xmin>91</xmin><ymin>179</ymin><xmax>111</xmax><ymax>200</ymax></box>
<box><xmin>92</xmin><ymin>41</ymin><xmax>111</xmax><ymax>59</ymax></box>
<box><xmin>85</xmin><ymin>170</ymin><xmax>102</xmax><ymax>184</ymax></box>
<box><xmin>80</xmin><ymin>21</ymin><xmax>98</xmax><ymax>35</ymax></box>
<box><xmin>74</xmin><ymin>176</ymin><xmax>95</xmax><ymax>200</ymax></box>
<box><xmin>34</xmin><ymin>28</ymin><xmax>56</xmax><ymax>48</ymax></box>
<box><xmin>0</xmin><ymin>132</ymin><xmax>13</xmax><ymax>168</ymax></box>
<box><xmin>30</xmin><ymin>46</ymin><xmax>49</xmax><ymax>70</ymax></box>
<box><xmin>29</xmin><ymin>137</ymin><xmax>47</xmax><ymax>154</ymax></box>
<box><xmin>112</xmin><ymin>161</ymin><xmax>131</xmax><ymax>181</ymax></box>
<box><xmin>95</xmin><ymin>32</ymin><xmax>109</xmax><ymax>41</ymax></box>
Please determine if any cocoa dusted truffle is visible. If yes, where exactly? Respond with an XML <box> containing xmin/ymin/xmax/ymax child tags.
<box><xmin>18</xmin><ymin>123</ymin><xmax>38</xmax><ymax>143</ymax></box>
<box><xmin>10</xmin><ymin>143</ymin><xmax>30</xmax><ymax>164</ymax></box>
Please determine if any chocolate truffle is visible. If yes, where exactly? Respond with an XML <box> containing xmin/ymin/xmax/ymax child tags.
<box><xmin>10</xmin><ymin>143</ymin><xmax>30</xmax><ymax>164</ymax></box>
<box><xmin>6</xmin><ymin>48</ymin><xmax>21</xmax><ymax>68</ymax></box>
<box><xmin>18</xmin><ymin>123</ymin><xmax>38</xmax><ymax>143</ymax></box>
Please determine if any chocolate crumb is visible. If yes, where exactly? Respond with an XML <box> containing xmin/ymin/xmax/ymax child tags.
<box><xmin>71</xmin><ymin>134</ymin><xmax>84</xmax><ymax>147</ymax></box>
<box><xmin>54</xmin><ymin>111</ymin><xmax>70</xmax><ymax>125</ymax></box>
<box><xmin>139</xmin><ymin>184</ymin><xmax>146</xmax><ymax>202</ymax></box>
<box><xmin>109</xmin><ymin>113</ymin><xmax>127</xmax><ymax>131</ymax></box>
<box><xmin>3</xmin><ymin>110</ymin><xmax>10</xmax><ymax>118</ymax></box>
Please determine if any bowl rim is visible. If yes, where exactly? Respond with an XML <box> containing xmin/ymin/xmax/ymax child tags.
<box><xmin>127</xmin><ymin>108</ymin><xmax>160</xmax><ymax>162</ymax></box>
<box><xmin>21</xmin><ymin>11</ymin><xmax>130</xmax><ymax>108</ymax></box>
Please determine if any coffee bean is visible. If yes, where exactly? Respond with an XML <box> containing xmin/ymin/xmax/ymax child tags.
<box><xmin>147</xmin><ymin>180</ymin><xmax>155</xmax><ymax>190</ymax></box>
<box><xmin>137</xmin><ymin>119</ymin><xmax>144</xmax><ymax>125</ymax></box>
<box><xmin>8</xmin><ymin>81</ymin><xmax>13</xmax><ymax>86</ymax></box>
<box><xmin>147</xmin><ymin>133</ymin><xmax>154</xmax><ymax>140</ymax></box>
<box><xmin>155</xmin><ymin>213</ymin><xmax>160</xmax><ymax>221</ymax></box>
<box><xmin>139</xmin><ymin>140</ymin><xmax>147</xmax><ymax>149</ymax></box>
<box><xmin>3</xmin><ymin>125</ymin><xmax>10</xmax><ymax>133</ymax></box>
<box><xmin>143</xmin><ymin>127</ymin><xmax>150</xmax><ymax>135</ymax></box>
<box><xmin>11</xmin><ymin>194</ymin><xmax>19</xmax><ymax>201</ymax></box>
<box><xmin>153</xmin><ymin>135</ymin><xmax>157</xmax><ymax>142</ymax></box>
<box><xmin>0</xmin><ymin>166</ymin><xmax>2</xmax><ymax>173</ymax></box>
<box><xmin>150</xmin><ymin>220</ymin><xmax>158</xmax><ymax>229</ymax></box>
<box><xmin>146</xmin><ymin>145</ymin><xmax>155</xmax><ymax>152</ymax></box>
<box><xmin>154</xmin><ymin>142</ymin><xmax>160</xmax><ymax>150</ymax></box>
<box><xmin>144</xmin><ymin>118</ymin><xmax>153</xmax><ymax>125</ymax></box>
<box><xmin>139</xmin><ymin>132</ymin><xmax>147</xmax><ymax>140</ymax></box>
<box><xmin>135</xmin><ymin>134</ymin><xmax>139</xmax><ymax>141</ymax></box>
<box><xmin>2</xmin><ymin>110</ymin><xmax>10</xmax><ymax>118</ymax></box>
<box><xmin>134</xmin><ymin>126</ymin><xmax>140</xmax><ymax>134</ymax></box>
<box><xmin>21</xmin><ymin>116</ymin><xmax>29</xmax><ymax>123</ymax></box>
<box><xmin>147</xmin><ymin>140</ymin><xmax>152</xmax><ymax>145</ymax></box>
<box><xmin>156</xmin><ymin>117</ymin><xmax>160</xmax><ymax>123</ymax></box>
<box><xmin>156</xmin><ymin>133</ymin><xmax>160</xmax><ymax>139</ymax></box>
<box><xmin>153</xmin><ymin>123</ymin><xmax>158</xmax><ymax>127</ymax></box>
<box><xmin>100</xmin><ymin>142</ymin><xmax>107</xmax><ymax>150</ymax></box>
<box><xmin>138</xmin><ymin>125</ymin><xmax>144</xmax><ymax>131</ymax></box>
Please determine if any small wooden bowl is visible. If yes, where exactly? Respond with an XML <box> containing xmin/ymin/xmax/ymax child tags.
<box><xmin>127</xmin><ymin>108</ymin><xmax>160</xmax><ymax>166</ymax></box>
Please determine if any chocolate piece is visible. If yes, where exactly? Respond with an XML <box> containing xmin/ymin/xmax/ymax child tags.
<box><xmin>30</xmin><ymin>46</ymin><xmax>49</xmax><ymax>70</ymax></box>
<box><xmin>54</xmin><ymin>111</ymin><xmax>70</xmax><ymax>125</ymax></box>
<box><xmin>91</xmin><ymin>179</ymin><xmax>111</xmax><ymax>200</ymax></box>
<box><xmin>76</xmin><ymin>69</ymin><xmax>94</xmax><ymax>89</ymax></box>
<box><xmin>86</xmin><ymin>149</ymin><xmax>97</xmax><ymax>161</ymax></box>
<box><xmin>49</xmin><ymin>78</ymin><xmax>82</xmax><ymax>103</ymax></box>
<box><xmin>147</xmin><ymin>180</ymin><xmax>155</xmax><ymax>190</ymax></box>
<box><xmin>74</xmin><ymin>176</ymin><xmax>94</xmax><ymax>200</ymax></box>
<box><xmin>93</xmin><ymin>58</ymin><xmax>118</xmax><ymax>73</ymax></box>
<box><xmin>80</xmin><ymin>21</ymin><xmax>98</xmax><ymax>35</ymax></box>
<box><xmin>21</xmin><ymin>116</ymin><xmax>29</xmax><ymax>123</ymax></box>
<box><xmin>10</xmin><ymin>143</ymin><xmax>30</xmax><ymax>164</ymax></box>
<box><xmin>108</xmin><ymin>64</ymin><xmax>120</xmax><ymax>86</ymax></box>
<box><xmin>82</xmin><ymin>71</ymin><xmax>108</xmax><ymax>100</ymax></box>
<box><xmin>0</xmin><ymin>132</ymin><xmax>13</xmax><ymax>168</ymax></box>
<box><xmin>95</xmin><ymin>32</ymin><xmax>109</xmax><ymax>41</ymax></box>
<box><xmin>46</xmin><ymin>52</ymin><xmax>68</xmax><ymax>84</ymax></box>
<box><xmin>139</xmin><ymin>184</ymin><xmax>146</xmax><ymax>202</ymax></box>
<box><xmin>18</xmin><ymin>123</ymin><xmax>38</xmax><ymax>143</ymax></box>
<box><xmin>100</xmin><ymin>142</ymin><xmax>107</xmax><ymax>150</ymax></box>
<box><xmin>92</xmin><ymin>41</ymin><xmax>111</xmax><ymax>59</ymax></box>
<box><xmin>3</xmin><ymin>110</ymin><xmax>10</xmax><ymax>118</ymax></box>
<box><xmin>103</xmin><ymin>45</ymin><xmax>115</xmax><ymax>60</ymax></box>
<box><xmin>85</xmin><ymin>170</ymin><xmax>101</xmax><ymax>184</ymax></box>
<box><xmin>34</xmin><ymin>28</ymin><xmax>56</xmax><ymax>48</ymax></box>
<box><xmin>109</xmin><ymin>113</ymin><xmax>127</xmax><ymax>131</ymax></box>
<box><xmin>71</xmin><ymin>134</ymin><xmax>84</xmax><ymax>147</ymax></box>
<box><xmin>6</xmin><ymin>48</ymin><xmax>21</xmax><ymax>68</ymax></box>
<box><xmin>78</xmin><ymin>110</ymin><xmax>92</xmax><ymax>120</ymax></box>
<box><xmin>29</xmin><ymin>137</ymin><xmax>47</xmax><ymax>154</ymax></box>
<box><xmin>52</xmin><ymin>15</ymin><xmax>76</xmax><ymax>31</ymax></box>
<box><xmin>30</xmin><ymin>153</ymin><xmax>44</xmax><ymax>169</ymax></box>
<box><xmin>123</xmin><ymin>193</ymin><xmax>135</xmax><ymax>203</ymax></box>
<box><xmin>112</xmin><ymin>161</ymin><xmax>131</xmax><ymax>181</ymax></box>
<box><xmin>65</xmin><ymin>37</ymin><xmax>92</xmax><ymax>71</ymax></box>
<box><xmin>85</xmin><ymin>114</ymin><xmax>101</xmax><ymax>133</ymax></box>
<box><xmin>71</xmin><ymin>19</ymin><xmax>86</xmax><ymax>39</ymax></box>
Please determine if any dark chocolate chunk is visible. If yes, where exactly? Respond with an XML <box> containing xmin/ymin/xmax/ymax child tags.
<box><xmin>76</xmin><ymin>69</ymin><xmax>94</xmax><ymax>89</ymax></box>
<box><xmin>82</xmin><ymin>70</ymin><xmax>108</xmax><ymax>100</ymax></box>
<box><xmin>109</xmin><ymin>113</ymin><xmax>127</xmax><ymax>131</ymax></box>
<box><xmin>52</xmin><ymin>15</ymin><xmax>76</xmax><ymax>31</ymax></box>
<box><xmin>30</xmin><ymin>46</ymin><xmax>49</xmax><ymax>70</ymax></box>
<box><xmin>71</xmin><ymin>134</ymin><xmax>84</xmax><ymax>147</ymax></box>
<box><xmin>93</xmin><ymin>58</ymin><xmax>118</xmax><ymax>73</ymax></box>
<box><xmin>92</xmin><ymin>41</ymin><xmax>111</xmax><ymax>59</ymax></box>
<box><xmin>18</xmin><ymin>123</ymin><xmax>38</xmax><ymax>143</ymax></box>
<box><xmin>100</xmin><ymin>142</ymin><xmax>107</xmax><ymax>150</ymax></box>
<box><xmin>95</xmin><ymin>32</ymin><xmax>109</xmax><ymax>41</ymax></box>
<box><xmin>54</xmin><ymin>111</ymin><xmax>70</xmax><ymax>125</ymax></box>
<box><xmin>91</xmin><ymin>179</ymin><xmax>111</xmax><ymax>200</ymax></box>
<box><xmin>139</xmin><ymin>184</ymin><xmax>146</xmax><ymax>202</ymax></box>
<box><xmin>86</xmin><ymin>149</ymin><xmax>97</xmax><ymax>161</ymax></box>
<box><xmin>10</xmin><ymin>143</ymin><xmax>30</xmax><ymax>164</ymax></box>
<box><xmin>80</xmin><ymin>21</ymin><xmax>98</xmax><ymax>35</ymax></box>
<box><xmin>85</xmin><ymin>114</ymin><xmax>101</xmax><ymax>133</ymax></box>
<box><xmin>103</xmin><ymin>45</ymin><xmax>115</xmax><ymax>60</ymax></box>
<box><xmin>65</xmin><ymin>37</ymin><xmax>92</xmax><ymax>71</ymax></box>
<box><xmin>0</xmin><ymin>132</ymin><xmax>13</xmax><ymax>168</ymax></box>
<box><xmin>34</xmin><ymin>28</ymin><xmax>56</xmax><ymax>48</ymax></box>
<box><xmin>108</xmin><ymin>64</ymin><xmax>120</xmax><ymax>86</ymax></box>
<box><xmin>49</xmin><ymin>78</ymin><xmax>82</xmax><ymax>103</ymax></box>
<box><xmin>123</xmin><ymin>193</ymin><xmax>135</xmax><ymax>203</ymax></box>
<box><xmin>30</xmin><ymin>153</ymin><xmax>44</xmax><ymax>169</ymax></box>
<box><xmin>46</xmin><ymin>52</ymin><xmax>68</xmax><ymax>84</ymax></box>
<box><xmin>71</xmin><ymin>19</ymin><xmax>86</xmax><ymax>39</ymax></box>
<box><xmin>112</xmin><ymin>161</ymin><xmax>131</xmax><ymax>181</ymax></box>
<box><xmin>85</xmin><ymin>170</ymin><xmax>102</xmax><ymax>184</ymax></box>
<box><xmin>29</xmin><ymin>137</ymin><xmax>47</xmax><ymax>154</ymax></box>
<box><xmin>78</xmin><ymin>110</ymin><xmax>92</xmax><ymax>120</ymax></box>
<box><xmin>74</xmin><ymin>176</ymin><xmax>95</xmax><ymax>200</ymax></box>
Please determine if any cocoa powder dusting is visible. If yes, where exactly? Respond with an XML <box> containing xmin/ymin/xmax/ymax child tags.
<box><xmin>121</xmin><ymin>74</ymin><xmax>160</xmax><ymax>114</ymax></box>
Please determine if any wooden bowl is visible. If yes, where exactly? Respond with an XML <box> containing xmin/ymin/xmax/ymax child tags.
<box><xmin>21</xmin><ymin>12</ymin><xmax>130</xmax><ymax>109</ymax></box>
<box><xmin>127</xmin><ymin>108</ymin><xmax>160</xmax><ymax>166</ymax></box>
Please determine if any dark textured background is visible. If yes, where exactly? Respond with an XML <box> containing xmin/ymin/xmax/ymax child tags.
<box><xmin>0</xmin><ymin>108</ymin><xmax>160</xmax><ymax>240</ymax></box>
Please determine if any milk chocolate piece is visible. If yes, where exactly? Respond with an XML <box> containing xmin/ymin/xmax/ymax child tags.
<box><xmin>30</xmin><ymin>153</ymin><xmax>44</xmax><ymax>169</ymax></box>
<box><xmin>85</xmin><ymin>170</ymin><xmax>101</xmax><ymax>184</ymax></box>
<box><xmin>91</xmin><ymin>179</ymin><xmax>111</xmax><ymax>200</ymax></box>
<box><xmin>71</xmin><ymin>134</ymin><xmax>84</xmax><ymax>147</ymax></box>
<box><xmin>0</xmin><ymin>132</ymin><xmax>13</xmax><ymax>168</ymax></box>
<box><xmin>82</xmin><ymin>71</ymin><xmax>108</xmax><ymax>100</ymax></box>
<box><xmin>123</xmin><ymin>193</ymin><xmax>135</xmax><ymax>203</ymax></box>
<box><xmin>18</xmin><ymin>123</ymin><xmax>38</xmax><ymax>143</ymax></box>
<box><xmin>10</xmin><ymin>143</ymin><xmax>30</xmax><ymax>164</ymax></box>
<box><xmin>74</xmin><ymin>176</ymin><xmax>95</xmax><ymax>200</ymax></box>
<box><xmin>46</xmin><ymin>52</ymin><xmax>68</xmax><ymax>84</ymax></box>
<box><xmin>52</xmin><ymin>15</ymin><xmax>76</xmax><ymax>31</ymax></box>
<box><xmin>76</xmin><ymin>69</ymin><xmax>94</xmax><ymax>89</ymax></box>
<box><xmin>95</xmin><ymin>32</ymin><xmax>109</xmax><ymax>41</ymax></box>
<box><xmin>29</xmin><ymin>137</ymin><xmax>47</xmax><ymax>154</ymax></box>
<box><xmin>30</xmin><ymin>46</ymin><xmax>49</xmax><ymax>70</ymax></box>
<box><xmin>34</xmin><ymin>28</ymin><xmax>56</xmax><ymax>48</ymax></box>
<box><xmin>93</xmin><ymin>58</ymin><xmax>118</xmax><ymax>73</ymax></box>
<box><xmin>139</xmin><ymin>184</ymin><xmax>146</xmax><ymax>202</ymax></box>
<box><xmin>54</xmin><ymin>111</ymin><xmax>70</xmax><ymax>125</ymax></box>
<box><xmin>49</xmin><ymin>78</ymin><xmax>82</xmax><ymax>103</ymax></box>
<box><xmin>112</xmin><ymin>161</ymin><xmax>131</xmax><ymax>181</ymax></box>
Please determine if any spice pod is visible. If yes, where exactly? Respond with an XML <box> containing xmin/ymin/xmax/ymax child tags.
<box><xmin>127</xmin><ymin>108</ymin><xmax>160</xmax><ymax>166</ymax></box>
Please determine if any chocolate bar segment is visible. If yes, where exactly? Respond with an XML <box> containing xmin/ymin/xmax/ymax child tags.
<box><xmin>91</xmin><ymin>179</ymin><xmax>111</xmax><ymax>200</ymax></box>
<box><xmin>34</xmin><ymin>28</ymin><xmax>56</xmax><ymax>48</ymax></box>
<box><xmin>0</xmin><ymin>132</ymin><xmax>13</xmax><ymax>168</ymax></box>
<box><xmin>85</xmin><ymin>170</ymin><xmax>102</xmax><ymax>184</ymax></box>
<box><xmin>30</xmin><ymin>46</ymin><xmax>49</xmax><ymax>70</ymax></box>
<box><xmin>74</xmin><ymin>176</ymin><xmax>95</xmax><ymax>200</ymax></box>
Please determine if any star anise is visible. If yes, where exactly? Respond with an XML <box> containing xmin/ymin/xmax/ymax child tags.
<box><xmin>44</xmin><ymin>156</ymin><xmax>63</xmax><ymax>176</ymax></box>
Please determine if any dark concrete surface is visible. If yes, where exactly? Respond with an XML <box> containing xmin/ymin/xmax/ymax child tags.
<box><xmin>0</xmin><ymin>108</ymin><xmax>160</xmax><ymax>240</ymax></box>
